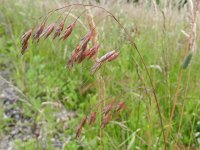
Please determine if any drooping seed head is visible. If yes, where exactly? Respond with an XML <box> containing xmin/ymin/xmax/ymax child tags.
<box><xmin>75</xmin><ymin>31</ymin><xmax>94</xmax><ymax>62</ymax></box>
<box><xmin>21</xmin><ymin>29</ymin><xmax>32</xmax><ymax>44</ymax></box>
<box><xmin>102</xmin><ymin>104</ymin><xmax>113</xmax><ymax>115</ymax></box>
<box><xmin>90</xmin><ymin>50</ymin><xmax>119</xmax><ymax>74</ymax></box>
<box><xmin>41</xmin><ymin>23</ymin><xmax>55</xmax><ymax>39</ymax></box>
<box><xmin>33</xmin><ymin>22</ymin><xmax>45</xmax><ymax>41</ymax></box>
<box><xmin>101</xmin><ymin>113</ymin><xmax>111</xmax><ymax>128</ymax></box>
<box><xmin>76</xmin><ymin>126</ymin><xmax>82</xmax><ymax>139</ymax></box>
<box><xmin>98</xmin><ymin>50</ymin><xmax>116</xmax><ymax>63</ymax></box>
<box><xmin>81</xmin><ymin>31</ymin><xmax>93</xmax><ymax>43</ymax></box>
<box><xmin>89</xmin><ymin>112</ymin><xmax>97</xmax><ymax>125</ymax></box>
<box><xmin>68</xmin><ymin>45</ymin><xmax>81</xmax><ymax>69</ymax></box>
<box><xmin>88</xmin><ymin>44</ymin><xmax>100</xmax><ymax>59</ymax></box>
<box><xmin>80</xmin><ymin>31</ymin><xmax>93</xmax><ymax>51</ymax></box>
<box><xmin>21</xmin><ymin>42</ymin><xmax>28</xmax><ymax>54</ymax></box>
<box><xmin>60</xmin><ymin>22</ymin><xmax>76</xmax><ymax>41</ymax></box>
<box><xmin>78</xmin><ymin>49</ymin><xmax>91</xmax><ymax>63</ymax></box>
<box><xmin>21</xmin><ymin>29</ymin><xmax>32</xmax><ymax>54</ymax></box>
<box><xmin>107</xmin><ymin>51</ymin><xmax>120</xmax><ymax>62</ymax></box>
<box><xmin>75</xmin><ymin>115</ymin><xmax>87</xmax><ymax>139</ymax></box>
<box><xmin>80</xmin><ymin>116</ymin><xmax>87</xmax><ymax>127</ymax></box>
<box><xmin>115</xmin><ymin>101</ymin><xmax>125</xmax><ymax>112</ymax></box>
<box><xmin>53</xmin><ymin>20</ymin><xmax>65</xmax><ymax>39</ymax></box>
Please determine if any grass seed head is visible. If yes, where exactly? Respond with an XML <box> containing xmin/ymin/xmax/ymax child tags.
<box><xmin>53</xmin><ymin>20</ymin><xmax>65</xmax><ymax>39</ymax></box>
<box><xmin>60</xmin><ymin>22</ymin><xmax>76</xmax><ymax>41</ymax></box>
<box><xmin>89</xmin><ymin>112</ymin><xmax>97</xmax><ymax>125</ymax></box>
<box><xmin>115</xmin><ymin>101</ymin><xmax>125</xmax><ymax>112</ymax></box>
<box><xmin>33</xmin><ymin>22</ymin><xmax>45</xmax><ymax>41</ymax></box>
<box><xmin>80</xmin><ymin>116</ymin><xmax>87</xmax><ymax>127</ymax></box>
<box><xmin>102</xmin><ymin>104</ymin><xmax>113</xmax><ymax>115</ymax></box>
<box><xmin>78</xmin><ymin>49</ymin><xmax>91</xmax><ymax>63</ymax></box>
<box><xmin>76</xmin><ymin>126</ymin><xmax>82</xmax><ymax>139</ymax></box>
<box><xmin>42</xmin><ymin>23</ymin><xmax>55</xmax><ymax>39</ymax></box>
<box><xmin>75</xmin><ymin>115</ymin><xmax>87</xmax><ymax>139</ymax></box>
<box><xmin>79</xmin><ymin>31</ymin><xmax>93</xmax><ymax>52</ymax></box>
<box><xmin>101</xmin><ymin>113</ymin><xmax>111</xmax><ymax>128</ymax></box>
<box><xmin>21</xmin><ymin>29</ymin><xmax>32</xmax><ymax>43</ymax></box>
<box><xmin>107</xmin><ymin>51</ymin><xmax>120</xmax><ymax>62</ymax></box>
<box><xmin>68</xmin><ymin>45</ymin><xmax>81</xmax><ymax>69</ymax></box>
<box><xmin>98</xmin><ymin>50</ymin><xmax>116</xmax><ymax>63</ymax></box>
<box><xmin>88</xmin><ymin>44</ymin><xmax>100</xmax><ymax>59</ymax></box>
<box><xmin>21</xmin><ymin>42</ymin><xmax>28</xmax><ymax>54</ymax></box>
<box><xmin>21</xmin><ymin>29</ymin><xmax>32</xmax><ymax>54</ymax></box>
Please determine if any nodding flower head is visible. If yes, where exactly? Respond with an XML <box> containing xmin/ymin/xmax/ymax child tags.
<box><xmin>33</xmin><ymin>22</ymin><xmax>45</xmax><ymax>41</ymax></box>
<box><xmin>76</xmin><ymin>116</ymin><xmax>87</xmax><ymax>139</ymax></box>
<box><xmin>101</xmin><ymin>113</ymin><xmax>111</xmax><ymax>128</ymax></box>
<box><xmin>41</xmin><ymin>23</ymin><xmax>56</xmax><ymax>39</ymax></box>
<box><xmin>89</xmin><ymin>112</ymin><xmax>97</xmax><ymax>125</ymax></box>
<box><xmin>53</xmin><ymin>19</ymin><xmax>65</xmax><ymax>39</ymax></box>
<box><xmin>21</xmin><ymin>29</ymin><xmax>32</xmax><ymax>54</ymax></box>
<box><xmin>60</xmin><ymin>22</ymin><xmax>76</xmax><ymax>41</ymax></box>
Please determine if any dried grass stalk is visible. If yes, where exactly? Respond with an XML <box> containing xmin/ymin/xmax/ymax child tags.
<box><xmin>86</xmin><ymin>7</ymin><xmax>98</xmax><ymax>46</ymax></box>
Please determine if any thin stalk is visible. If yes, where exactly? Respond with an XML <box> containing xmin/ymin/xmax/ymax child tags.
<box><xmin>174</xmin><ymin>69</ymin><xmax>190</xmax><ymax>149</ymax></box>
<box><xmin>165</xmin><ymin>68</ymin><xmax>184</xmax><ymax>142</ymax></box>
<box><xmin>97</xmin><ymin>74</ymin><xmax>103</xmax><ymax>150</ymax></box>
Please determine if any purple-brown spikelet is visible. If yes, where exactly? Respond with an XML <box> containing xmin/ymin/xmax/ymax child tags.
<box><xmin>98</xmin><ymin>50</ymin><xmax>116</xmax><ymax>63</ymax></box>
<box><xmin>53</xmin><ymin>20</ymin><xmax>65</xmax><ymax>39</ymax></box>
<box><xmin>68</xmin><ymin>31</ymin><xmax>94</xmax><ymax>66</ymax></box>
<box><xmin>79</xmin><ymin>31</ymin><xmax>93</xmax><ymax>53</ymax></box>
<box><xmin>60</xmin><ymin>22</ymin><xmax>76</xmax><ymax>41</ymax></box>
<box><xmin>101</xmin><ymin>113</ymin><xmax>111</xmax><ymax>128</ymax></box>
<box><xmin>77</xmin><ymin>44</ymin><xmax>100</xmax><ymax>64</ymax></box>
<box><xmin>76</xmin><ymin>126</ymin><xmax>82</xmax><ymax>139</ymax></box>
<box><xmin>107</xmin><ymin>51</ymin><xmax>120</xmax><ymax>62</ymax></box>
<box><xmin>21</xmin><ymin>29</ymin><xmax>32</xmax><ymax>54</ymax></box>
<box><xmin>33</xmin><ymin>22</ymin><xmax>45</xmax><ymax>41</ymax></box>
<box><xmin>80</xmin><ymin>116</ymin><xmax>87</xmax><ymax>127</ymax></box>
<box><xmin>90</xmin><ymin>50</ymin><xmax>119</xmax><ymax>74</ymax></box>
<box><xmin>68</xmin><ymin>45</ymin><xmax>81</xmax><ymax>68</ymax></box>
<box><xmin>21</xmin><ymin>42</ymin><xmax>28</xmax><ymax>54</ymax></box>
<box><xmin>88</xmin><ymin>44</ymin><xmax>100</xmax><ymax>59</ymax></box>
<box><xmin>22</xmin><ymin>29</ymin><xmax>32</xmax><ymax>43</ymax></box>
<box><xmin>78</xmin><ymin>49</ymin><xmax>91</xmax><ymax>63</ymax></box>
<box><xmin>83</xmin><ymin>31</ymin><xmax>93</xmax><ymax>42</ymax></box>
<box><xmin>75</xmin><ymin>116</ymin><xmax>87</xmax><ymax>139</ymax></box>
<box><xmin>89</xmin><ymin>112</ymin><xmax>97</xmax><ymax>125</ymax></box>
<box><xmin>42</xmin><ymin>23</ymin><xmax>55</xmax><ymax>39</ymax></box>
<box><xmin>102</xmin><ymin>104</ymin><xmax>113</xmax><ymax>115</ymax></box>
<box><xmin>115</xmin><ymin>101</ymin><xmax>125</xmax><ymax>112</ymax></box>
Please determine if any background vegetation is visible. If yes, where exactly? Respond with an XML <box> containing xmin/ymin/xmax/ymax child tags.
<box><xmin>0</xmin><ymin>0</ymin><xmax>200</xmax><ymax>149</ymax></box>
